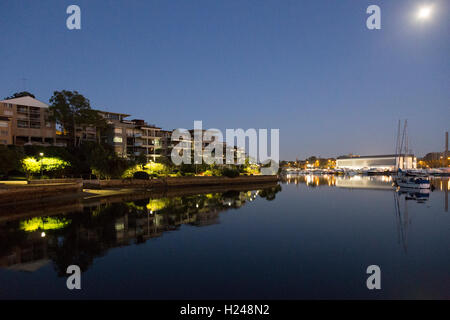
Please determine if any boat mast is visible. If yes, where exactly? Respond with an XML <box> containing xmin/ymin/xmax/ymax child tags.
<box><xmin>404</xmin><ymin>120</ymin><xmax>408</xmax><ymax>168</ymax></box>
<box><xmin>395</xmin><ymin>120</ymin><xmax>401</xmax><ymax>170</ymax></box>
<box><xmin>398</xmin><ymin>120</ymin><xmax>407</xmax><ymax>169</ymax></box>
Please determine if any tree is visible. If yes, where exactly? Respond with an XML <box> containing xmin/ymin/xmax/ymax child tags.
<box><xmin>0</xmin><ymin>146</ymin><xmax>23</xmax><ymax>177</ymax></box>
<box><xmin>49</xmin><ymin>90</ymin><xmax>106</xmax><ymax>147</ymax></box>
<box><xmin>78</xmin><ymin>107</ymin><xmax>108</xmax><ymax>145</ymax></box>
<box><xmin>259</xmin><ymin>185</ymin><xmax>282</xmax><ymax>201</ymax></box>
<box><xmin>4</xmin><ymin>91</ymin><xmax>35</xmax><ymax>99</ymax></box>
<box><xmin>89</xmin><ymin>144</ymin><xmax>131</xmax><ymax>179</ymax></box>
<box><xmin>21</xmin><ymin>156</ymin><xmax>70</xmax><ymax>179</ymax></box>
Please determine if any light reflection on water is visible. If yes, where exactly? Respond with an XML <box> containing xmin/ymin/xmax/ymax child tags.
<box><xmin>0</xmin><ymin>177</ymin><xmax>449</xmax><ymax>299</ymax></box>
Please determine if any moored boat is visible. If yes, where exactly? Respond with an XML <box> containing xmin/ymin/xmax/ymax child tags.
<box><xmin>394</xmin><ymin>169</ymin><xmax>430</xmax><ymax>189</ymax></box>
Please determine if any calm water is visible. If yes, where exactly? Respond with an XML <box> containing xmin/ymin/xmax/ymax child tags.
<box><xmin>0</xmin><ymin>176</ymin><xmax>449</xmax><ymax>299</ymax></box>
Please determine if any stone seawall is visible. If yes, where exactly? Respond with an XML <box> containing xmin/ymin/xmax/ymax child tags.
<box><xmin>27</xmin><ymin>178</ymin><xmax>82</xmax><ymax>185</ymax></box>
<box><xmin>0</xmin><ymin>176</ymin><xmax>278</xmax><ymax>207</ymax></box>
<box><xmin>0</xmin><ymin>181</ymin><xmax>83</xmax><ymax>204</ymax></box>
<box><xmin>83</xmin><ymin>175</ymin><xmax>279</xmax><ymax>189</ymax></box>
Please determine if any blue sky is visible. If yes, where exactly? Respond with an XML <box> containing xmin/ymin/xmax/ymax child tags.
<box><xmin>0</xmin><ymin>0</ymin><xmax>448</xmax><ymax>159</ymax></box>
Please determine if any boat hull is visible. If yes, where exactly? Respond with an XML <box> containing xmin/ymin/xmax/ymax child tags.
<box><xmin>396</xmin><ymin>182</ymin><xmax>430</xmax><ymax>189</ymax></box>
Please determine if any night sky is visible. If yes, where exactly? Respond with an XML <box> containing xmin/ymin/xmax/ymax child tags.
<box><xmin>0</xmin><ymin>0</ymin><xmax>448</xmax><ymax>159</ymax></box>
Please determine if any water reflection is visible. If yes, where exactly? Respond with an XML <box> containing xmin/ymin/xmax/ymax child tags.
<box><xmin>284</xmin><ymin>174</ymin><xmax>448</xmax><ymax>210</ymax></box>
<box><xmin>283</xmin><ymin>174</ymin><xmax>395</xmax><ymax>189</ymax></box>
<box><xmin>283</xmin><ymin>174</ymin><xmax>447</xmax><ymax>196</ymax></box>
<box><xmin>0</xmin><ymin>185</ymin><xmax>282</xmax><ymax>275</ymax></box>
<box><xmin>282</xmin><ymin>174</ymin><xmax>449</xmax><ymax>254</ymax></box>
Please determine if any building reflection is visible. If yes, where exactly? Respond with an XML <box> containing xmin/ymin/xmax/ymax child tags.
<box><xmin>432</xmin><ymin>178</ymin><xmax>449</xmax><ymax>212</ymax></box>
<box><xmin>0</xmin><ymin>185</ymin><xmax>282</xmax><ymax>275</ymax></box>
<box><xmin>283</xmin><ymin>174</ymin><xmax>449</xmax><ymax>252</ymax></box>
<box><xmin>283</xmin><ymin>174</ymin><xmax>448</xmax><ymax>197</ymax></box>
<box><xmin>283</xmin><ymin>174</ymin><xmax>337</xmax><ymax>187</ymax></box>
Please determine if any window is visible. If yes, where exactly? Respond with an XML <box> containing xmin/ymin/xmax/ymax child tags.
<box><xmin>17</xmin><ymin>120</ymin><xmax>28</xmax><ymax>128</ymax></box>
<box><xmin>0</xmin><ymin>130</ymin><xmax>8</xmax><ymax>136</ymax></box>
<box><xmin>3</xmin><ymin>110</ymin><xmax>13</xmax><ymax>116</ymax></box>
<box><xmin>114</xmin><ymin>128</ymin><xmax>122</xmax><ymax>134</ymax></box>
<box><xmin>0</xmin><ymin>121</ymin><xmax>8</xmax><ymax>128</ymax></box>
<box><xmin>106</xmin><ymin>114</ymin><xmax>119</xmax><ymax>120</ymax></box>
<box><xmin>30</xmin><ymin>122</ymin><xmax>41</xmax><ymax>129</ymax></box>
<box><xmin>113</xmin><ymin>136</ymin><xmax>123</xmax><ymax>143</ymax></box>
<box><xmin>17</xmin><ymin>105</ymin><xmax>28</xmax><ymax>113</ymax></box>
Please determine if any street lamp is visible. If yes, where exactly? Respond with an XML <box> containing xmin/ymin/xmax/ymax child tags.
<box><xmin>39</xmin><ymin>152</ymin><xmax>44</xmax><ymax>179</ymax></box>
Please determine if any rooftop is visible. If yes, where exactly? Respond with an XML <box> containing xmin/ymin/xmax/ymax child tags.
<box><xmin>337</xmin><ymin>154</ymin><xmax>415</xmax><ymax>160</ymax></box>
<box><xmin>95</xmin><ymin>109</ymin><xmax>131</xmax><ymax>117</ymax></box>
<box><xmin>0</xmin><ymin>96</ymin><xmax>49</xmax><ymax>108</ymax></box>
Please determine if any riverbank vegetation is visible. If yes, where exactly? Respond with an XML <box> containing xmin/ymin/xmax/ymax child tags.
<box><xmin>1</xmin><ymin>90</ymin><xmax>263</xmax><ymax>180</ymax></box>
<box><xmin>0</xmin><ymin>143</ymin><xmax>261</xmax><ymax>180</ymax></box>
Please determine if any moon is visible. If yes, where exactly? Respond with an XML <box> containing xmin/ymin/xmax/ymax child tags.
<box><xmin>418</xmin><ymin>6</ymin><xmax>432</xmax><ymax>19</ymax></box>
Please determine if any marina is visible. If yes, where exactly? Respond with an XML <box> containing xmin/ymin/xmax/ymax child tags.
<box><xmin>0</xmin><ymin>175</ymin><xmax>448</xmax><ymax>299</ymax></box>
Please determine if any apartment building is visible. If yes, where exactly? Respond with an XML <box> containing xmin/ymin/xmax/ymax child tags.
<box><xmin>160</xmin><ymin>130</ymin><xmax>173</xmax><ymax>158</ymax></box>
<box><xmin>132</xmin><ymin>120</ymin><xmax>164</xmax><ymax>161</ymax></box>
<box><xmin>96</xmin><ymin>110</ymin><xmax>134</xmax><ymax>157</ymax></box>
<box><xmin>95</xmin><ymin>112</ymin><xmax>166</xmax><ymax>161</ymax></box>
<box><xmin>1</xmin><ymin>95</ymin><xmax>245</xmax><ymax>164</ymax></box>
<box><xmin>167</xmin><ymin>129</ymin><xmax>247</xmax><ymax>164</ymax></box>
<box><xmin>0</xmin><ymin>96</ymin><xmax>57</xmax><ymax>146</ymax></box>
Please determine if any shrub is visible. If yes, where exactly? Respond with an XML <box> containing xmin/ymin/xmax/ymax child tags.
<box><xmin>21</xmin><ymin>156</ymin><xmax>70</xmax><ymax>179</ymax></box>
<box><xmin>144</xmin><ymin>162</ymin><xmax>168</xmax><ymax>175</ymax></box>
<box><xmin>221</xmin><ymin>167</ymin><xmax>240</xmax><ymax>178</ymax></box>
<box><xmin>133</xmin><ymin>171</ymin><xmax>150</xmax><ymax>180</ymax></box>
<box><xmin>182</xmin><ymin>172</ymin><xmax>195</xmax><ymax>177</ymax></box>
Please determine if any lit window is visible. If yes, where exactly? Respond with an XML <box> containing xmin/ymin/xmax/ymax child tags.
<box><xmin>113</xmin><ymin>136</ymin><xmax>123</xmax><ymax>143</ymax></box>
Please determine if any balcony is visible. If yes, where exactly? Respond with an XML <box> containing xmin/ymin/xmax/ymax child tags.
<box><xmin>17</xmin><ymin>121</ymin><xmax>29</xmax><ymax>128</ymax></box>
<box><xmin>54</xmin><ymin>142</ymin><xmax>67</xmax><ymax>147</ymax></box>
<box><xmin>30</xmin><ymin>122</ymin><xmax>41</xmax><ymax>129</ymax></box>
<box><xmin>142</xmin><ymin>132</ymin><xmax>163</xmax><ymax>138</ymax></box>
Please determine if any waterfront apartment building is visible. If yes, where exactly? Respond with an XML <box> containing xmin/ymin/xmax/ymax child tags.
<box><xmin>168</xmin><ymin>129</ymin><xmax>247</xmax><ymax>164</ymax></box>
<box><xmin>0</xmin><ymin>97</ymin><xmax>169</xmax><ymax>161</ymax></box>
<box><xmin>98</xmin><ymin>110</ymin><xmax>135</xmax><ymax>157</ymax></box>
<box><xmin>130</xmin><ymin>119</ymin><xmax>165</xmax><ymax>161</ymax></box>
<box><xmin>94</xmin><ymin>112</ymin><xmax>166</xmax><ymax>161</ymax></box>
<box><xmin>160</xmin><ymin>130</ymin><xmax>173</xmax><ymax>158</ymax></box>
<box><xmin>1</xmin><ymin>95</ymin><xmax>247</xmax><ymax>164</ymax></box>
<box><xmin>0</xmin><ymin>96</ymin><xmax>57</xmax><ymax>146</ymax></box>
<box><xmin>336</xmin><ymin>154</ymin><xmax>417</xmax><ymax>170</ymax></box>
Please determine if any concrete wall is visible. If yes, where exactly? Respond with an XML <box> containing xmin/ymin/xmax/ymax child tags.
<box><xmin>336</xmin><ymin>155</ymin><xmax>416</xmax><ymax>170</ymax></box>
<box><xmin>83</xmin><ymin>175</ymin><xmax>279</xmax><ymax>189</ymax></box>
<box><xmin>27</xmin><ymin>178</ymin><xmax>82</xmax><ymax>185</ymax></box>
<box><xmin>0</xmin><ymin>181</ymin><xmax>83</xmax><ymax>203</ymax></box>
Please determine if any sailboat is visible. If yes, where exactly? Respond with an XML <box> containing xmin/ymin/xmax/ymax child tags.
<box><xmin>395</xmin><ymin>169</ymin><xmax>431</xmax><ymax>189</ymax></box>
<box><xmin>393</xmin><ymin>120</ymin><xmax>430</xmax><ymax>189</ymax></box>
